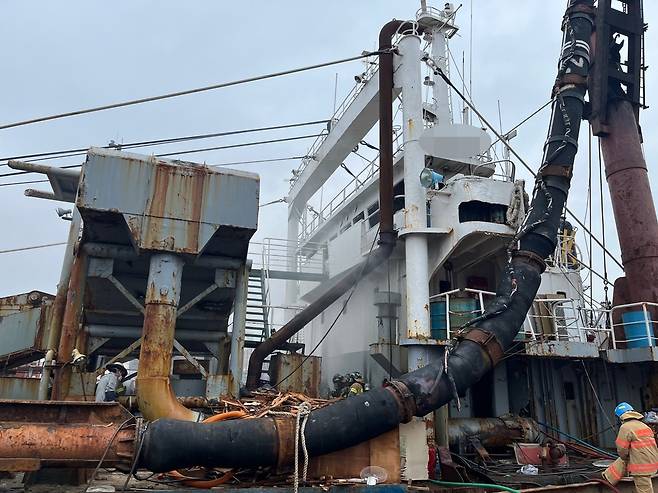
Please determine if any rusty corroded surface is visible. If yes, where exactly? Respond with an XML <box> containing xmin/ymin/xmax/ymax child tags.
<box><xmin>140</xmin><ymin>161</ymin><xmax>207</xmax><ymax>253</ymax></box>
<box><xmin>0</xmin><ymin>401</ymin><xmax>135</xmax><ymax>471</ymax></box>
<box><xmin>0</xmin><ymin>422</ymin><xmax>134</xmax><ymax>468</ymax></box>
<box><xmin>0</xmin><ymin>457</ymin><xmax>41</xmax><ymax>472</ymax></box>
<box><xmin>76</xmin><ymin>148</ymin><xmax>258</xmax><ymax>256</ymax></box>
<box><xmin>136</xmin><ymin>303</ymin><xmax>199</xmax><ymax>421</ymax></box>
<box><xmin>269</xmin><ymin>353</ymin><xmax>322</xmax><ymax>397</ymax></box>
<box><xmin>51</xmin><ymin>253</ymin><xmax>88</xmax><ymax>400</ymax></box>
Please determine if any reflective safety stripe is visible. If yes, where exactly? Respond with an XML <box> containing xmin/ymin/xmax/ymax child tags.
<box><xmin>635</xmin><ymin>428</ymin><xmax>656</xmax><ymax>437</ymax></box>
<box><xmin>608</xmin><ymin>463</ymin><xmax>624</xmax><ymax>479</ymax></box>
<box><xmin>616</xmin><ymin>438</ymin><xmax>631</xmax><ymax>448</ymax></box>
<box><xmin>628</xmin><ymin>462</ymin><xmax>658</xmax><ymax>473</ymax></box>
<box><xmin>631</xmin><ymin>437</ymin><xmax>657</xmax><ymax>449</ymax></box>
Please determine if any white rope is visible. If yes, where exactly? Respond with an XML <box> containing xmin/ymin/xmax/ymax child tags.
<box><xmin>293</xmin><ymin>402</ymin><xmax>312</xmax><ymax>493</ymax></box>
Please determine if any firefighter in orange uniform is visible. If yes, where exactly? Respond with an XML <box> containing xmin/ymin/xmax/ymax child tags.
<box><xmin>613</xmin><ymin>402</ymin><xmax>658</xmax><ymax>493</ymax></box>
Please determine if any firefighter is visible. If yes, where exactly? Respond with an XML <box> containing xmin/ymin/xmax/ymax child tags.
<box><xmin>611</xmin><ymin>402</ymin><xmax>658</xmax><ymax>493</ymax></box>
<box><xmin>95</xmin><ymin>363</ymin><xmax>127</xmax><ymax>402</ymax></box>
<box><xmin>347</xmin><ymin>371</ymin><xmax>364</xmax><ymax>396</ymax></box>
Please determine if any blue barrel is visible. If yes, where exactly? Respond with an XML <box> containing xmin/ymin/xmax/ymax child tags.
<box><xmin>430</xmin><ymin>301</ymin><xmax>447</xmax><ymax>340</ymax></box>
<box><xmin>622</xmin><ymin>310</ymin><xmax>655</xmax><ymax>348</ymax></box>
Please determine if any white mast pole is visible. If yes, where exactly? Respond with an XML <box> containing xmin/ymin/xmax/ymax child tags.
<box><xmin>398</xmin><ymin>33</ymin><xmax>431</xmax><ymax>361</ymax></box>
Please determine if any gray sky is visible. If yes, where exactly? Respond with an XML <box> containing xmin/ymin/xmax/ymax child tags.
<box><xmin>1</xmin><ymin>1</ymin><xmax>657</xmax><ymax>303</ymax></box>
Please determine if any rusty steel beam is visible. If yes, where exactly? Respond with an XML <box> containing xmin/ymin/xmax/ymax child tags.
<box><xmin>51</xmin><ymin>251</ymin><xmax>88</xmax><ymax>400</ymax></box>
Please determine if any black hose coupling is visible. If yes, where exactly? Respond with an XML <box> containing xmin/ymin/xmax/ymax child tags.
<box><xmin>513</xmin><ymin>249</ymin><xmax>547</xmax><ymax>273</ymax></box>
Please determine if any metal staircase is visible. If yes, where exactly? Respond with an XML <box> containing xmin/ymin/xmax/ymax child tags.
<box><xmin>245</xmin><ymin>269</ymin><xmax>270</xmax><ymax>348</ymax></box>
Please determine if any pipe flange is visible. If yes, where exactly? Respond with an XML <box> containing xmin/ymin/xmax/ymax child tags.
<box><xmin>538</xmin><ymin>164</ymin><xmax>574</xmax><ymax>179</ymax></box>
<box><xmin>385</xmin><ymin>379</ymin><xmax>416</xmax><ymax>423</ymax></box>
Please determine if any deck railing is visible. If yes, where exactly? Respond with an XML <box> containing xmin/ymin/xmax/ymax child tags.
<box><xmin>429</xmin><ymin>288</ymin><xmax>614</xmax><ymax>348</ymax></box>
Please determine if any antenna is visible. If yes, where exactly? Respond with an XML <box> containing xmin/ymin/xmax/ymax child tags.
<box><xmin>469</xmin><ymin>0</ymin><xmax>473</xmax><ymax>98</ymax></box>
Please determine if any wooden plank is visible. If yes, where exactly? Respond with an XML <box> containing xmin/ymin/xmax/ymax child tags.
<box><xmin>369</xmin><ymin>429</ymin><xmax>401</xmax><ymax>483</ymax></box>
<box><xmin>308</xmin><ymin>427</ymin><xmax>400</xmax><ymax>482</ymax></box>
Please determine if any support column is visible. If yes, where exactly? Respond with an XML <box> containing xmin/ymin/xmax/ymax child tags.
<box><xmin>397</xmin><ymin>34</ymin><xmax>435</xmax><ymax>481</ymax></box>
<box><xmin>284</xmin><ymin>203</ymin><xmax>302</xmax><ymax>321</ymax></box>
<box><xmin>51</xmin><ymin>249</ymin><xmax>88</xmax><ymax>400</ymax></box>
<box><xmin>599</xmin><ymin>100</ymin><xmax>658</xmax><ymax>305</ymax></box>
<box><xmin>39</xmin><ymin>208</ymin><xmax>82</xmax><ymax>400</ymax></box>
<box><xmin>229</xmin><ymin>262</ymin><xmax>249</xmax><ymax>396</ymax></box>
<box><xmin>137</xmin><ymin>253</ymin><xmax>199</xmax><ymax>421</ymax></box>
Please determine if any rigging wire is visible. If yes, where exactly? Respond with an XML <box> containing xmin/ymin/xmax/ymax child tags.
<box><xmin>431</xmin><ymin>65</ymin><xmax>624</xmax><ymax>271</ymax></box>
<box><xmin>0</xmin><ymin>51</ymin><xmax>383</xmax><ymax>131</ymax></box>
<box><xmin>0</xmin><ymin>134</ymin><xmax>321</xmax><ymax>178</ymax></box>
<box><xmin>588</xmin><ymin>128</ymin><xmax>594</xmax><ymax>313</ymax></box>
<box><xmin>598</xmin><ymin>140</ymin><xmax>610</xmax><ymax>304</ymax></box>
<box><xmin>580</xmin><ymin>359</ymin><xmax>617</xmax><ymax>432</ymax></box>
<box><xmin>488</xmin><ymin>100</ymin><xmax>552</xmax><ymax>149</ymax></box>
<box><xmin>0</xmin><ymin>119</ymin><xmax>329</xmax><ymax>165</ymax></box>
<box><xmin>156</xmin><ymin>133</ymin><xmax>320</xmax><ymax>158</ymax></box>
<box><xmin>0</xmin><ymin>242</ymin><xmax>67</xmax><ymax>254</ymax></box>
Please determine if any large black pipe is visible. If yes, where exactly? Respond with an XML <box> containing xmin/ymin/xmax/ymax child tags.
<box><xmin>140</xmin><ymin>2</ymin><xmax>594</xmax><ymax>472</ymax></box>
<box><xmin>245</xmin><ymin>20</ymin><xmax>411</xmax><ymax>389</ymax></box>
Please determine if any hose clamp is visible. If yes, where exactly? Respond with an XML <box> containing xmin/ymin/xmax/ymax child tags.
<box><xmin>385</xmin><ymin>380</ymin><xmax>416</xmax><ymax>423</ymax></box>
<box><xmin>539</xmin><ymin>164</ymin><xmax>573</xmax><ymax>179</ymax></box>
<box><xmin>460</xmin><ymin>328</ymin><xmax>505</xmax><ymax>367</ymax></box>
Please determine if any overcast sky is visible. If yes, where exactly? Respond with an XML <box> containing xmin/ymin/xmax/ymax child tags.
<box><xmin>1</xmin><ymin>1</ymin><xmax>657</xmax><ymax>303</ymax></box>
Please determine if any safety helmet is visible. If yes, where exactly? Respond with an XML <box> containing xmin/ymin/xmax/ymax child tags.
<box><xmin>615</xmin><ymin>402</ymin><xmax>634</xmax><ymax>417</ymax></box>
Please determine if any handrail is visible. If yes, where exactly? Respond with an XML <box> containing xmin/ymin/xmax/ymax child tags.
<box><xmin>298</xmin><ymin>132</ymin><xmax>404</xmax><ymax>242</ymax></box>
<box><xmin>610</xmin><ymin>302</ymin><xmax>658</xmax><ymax>349</ymax></box>
<box><xmin>289</xmin><ymin>57</ymin><xmax>380</xmax><ymax>190</ymax></box>
<box><xmin>430</xmin><ymin>288</ymin><xmax>616</xmax><ymax>346</ymax></box>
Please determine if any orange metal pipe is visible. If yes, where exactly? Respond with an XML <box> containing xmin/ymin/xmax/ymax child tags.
<box><xmin>137</xmin><ymin>303</ymin><xmax>200</xmax><ymax>421</ymax></box>
<box><xmin>0</xmin><ymin>422</ymin><xmax>134</xmax><ymax>467</ymax></box>
<box><xmin>136</xmin><ymin>253</ymin><xmax>201</xmax><ymax>422</ymax></box>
